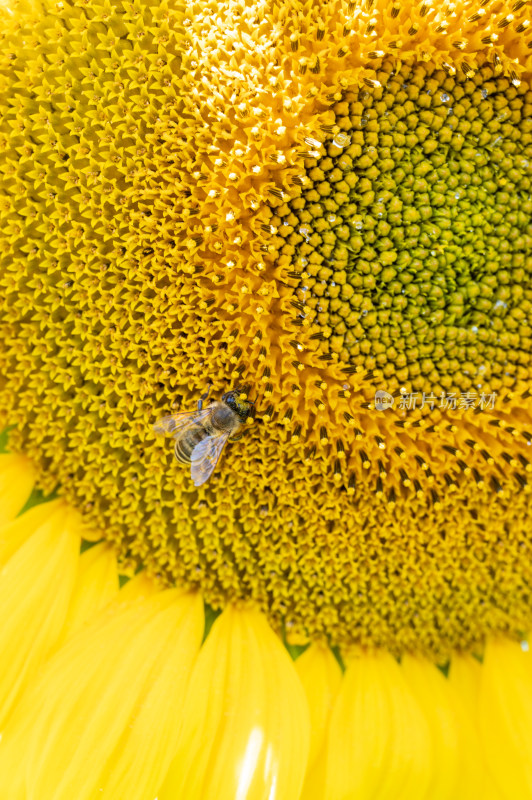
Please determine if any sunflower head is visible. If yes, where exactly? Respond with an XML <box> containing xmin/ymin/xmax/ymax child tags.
<box><xmin>0</xmin><ymin>0</ymin><xmax>531</xmax><ymax>659</ymax></box>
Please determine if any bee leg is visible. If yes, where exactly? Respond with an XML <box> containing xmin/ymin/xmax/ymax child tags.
<box><xmin>229</xmin><ymin>433</ymin><xmax>244</xmax><ymax>442</ymax></box>
<box><xmin>198</xmin><ymin>384</ymin><xmax>213</xmax><ymax>412</ymax></box>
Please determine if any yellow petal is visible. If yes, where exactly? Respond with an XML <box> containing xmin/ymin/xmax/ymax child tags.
<box><xmin>325</xmin><ymin>651</ymin><xmax>432</xmax><ymax>800</ymax></box>
<box><xmin>401</xmin><ymin>656</ymin><xmax>459</xmax><ymax>800</ymax></box>
<box><xmin>0</xmin><ymin>453</ymin><xmax>36</xmax><ymax>527</ymax></box>
<box><xmin>159</xmin><ymin>605</ymin><xmax>311</xmax><ymax>800</ymax></box>
<box><xmin>55</xmin><ymin>542</ymin><xmax>120</xmax><ymax>645</ymax></box>
<box><xmin>0</xmin><ymin>499</ymin><xmax>63</xmax><ymax>567</ymax></box>
<box><xmin>0</xmin><ymin>574</ymin><xmax>177</xmax><ymax>800</ymax></box>
<box><xmin>448</xmin><ymin>654</ymin><xmax>503</xmax><ymax>800</ymax></box>
<box><xmin>25</xmin><ymin>588</ymin><xmax>203</xmax><ymax>800</ymax></box>
<box><xmin>0</xmin><ymin>501</ymin><xmax>81</xmax><ymax>728</ymax></box>
<box><xmin>118</xmin><ymin>570</ymin><xmax>163</xmax><ymax>602</ymax></box>
<box><xmin>296</xmin><ymin>644</ymin><xmax>342</xmax><ymax>800</ymax></box>
<box><xmin>479</xmin><ymin>638</ymin><xmax>532</xmax><ymax>799</ymax></box>
<box><xmin>448</xmin><ymin>653</ymin><xmax>482</xmax><ymax>715</ymax></box>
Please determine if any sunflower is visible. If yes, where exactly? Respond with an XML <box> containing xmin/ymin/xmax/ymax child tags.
<box><xmin>0</xmin><ymin>0</ymin><xmax>531</xmax><ymax>795</ymax></box>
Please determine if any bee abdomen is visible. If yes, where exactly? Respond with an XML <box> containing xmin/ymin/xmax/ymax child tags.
<box><xmin>174</xmin><ymin>425</ymin><xmax>207</xmax><ymax>464</ymax></box>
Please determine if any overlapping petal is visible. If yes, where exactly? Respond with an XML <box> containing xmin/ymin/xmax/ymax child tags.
<box><xmin>0</xmin><ymin>540</ymin><xmax>122</xmax><ymax>800</ymax></box>
<box><xmin>57</xmin><ymin>541</ymin><xmax>120</xmax><ymax>645</ymax></box>
<box><xmin>401</xmin><ymin>656</ymin><xmax>459</xmax><ymax>799</ymax></box>
<box><xmin>325</xmin><ymin>651</ymin><xmax>432</xmax><ymax>800</ymax></box>
<box><xmin>448</xmin><ymin>654</ymin><xmax>504</xmax><ymax>800</ymax></box>
<box><xmin>0</xmin><ymin>500</ymin><xmax>81</xmax><ymax>728</ymax></box>
<box><xmin>479</xmin><ymin>638</ymin><xmax>532</xmax><ymax>800</ymax></box>
<box><xmin>0</xmin><ymin>505</ymin><xmax>530</xmax><ymax>800</ymax></box>
<box><xmin>296</xmin><ymin>643</ymin><xmax>342</xmax><ymax>800</ymax></box>
<box><xmin>0</xmin><ymin>453</ymin><xmax>35</xmax><ymax>527</ymax></box>
<box><xmin>159</xmin><ymin>605</ymin><xmax>311</xmax><ymax>800</ymax></box>
<box><xmin>21</xmin><ymin>584</ymin><xmax>204</xmax><ymax>800</ymax></box>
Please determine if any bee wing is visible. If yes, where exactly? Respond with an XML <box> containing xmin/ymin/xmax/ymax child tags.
<box><xmin>190</xmin><ymin>432</ymin><xmax>230</xmax><ymax>487</ymax></box>
<box><xmin>153</xmin><ymin>407</ymin><xmax>210</xmax><ymax>436</ymax></box>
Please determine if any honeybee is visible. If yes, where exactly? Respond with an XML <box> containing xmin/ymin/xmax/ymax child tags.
<box><xmin>154</xmin><ymin>386</ymin><xmax>254</xmax><ymax>486</ymax></box>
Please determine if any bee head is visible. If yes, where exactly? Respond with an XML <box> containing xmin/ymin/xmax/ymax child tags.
<box><xmin>222</xmin><ymin>389</ymin><xmax>253</xmax><ymax>421</ymax></box>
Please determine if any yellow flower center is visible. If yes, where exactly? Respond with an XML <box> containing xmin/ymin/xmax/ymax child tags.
<box><xmin>0</xmin><ymin>0</ymin><xmax>531</xmax><ymax>658</ymax></box>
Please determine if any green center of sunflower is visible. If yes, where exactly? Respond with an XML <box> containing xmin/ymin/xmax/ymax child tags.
<box><xmin>277</xmin><ymin>60</ymin><xmax>531</xmax><ymax>394</ymax></box>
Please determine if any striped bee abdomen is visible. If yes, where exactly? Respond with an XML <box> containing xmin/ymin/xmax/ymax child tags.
<box><xmin>174</xmin><ymin>422</ymin><xmax>212</xmax><ymax>464</ymax></box>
